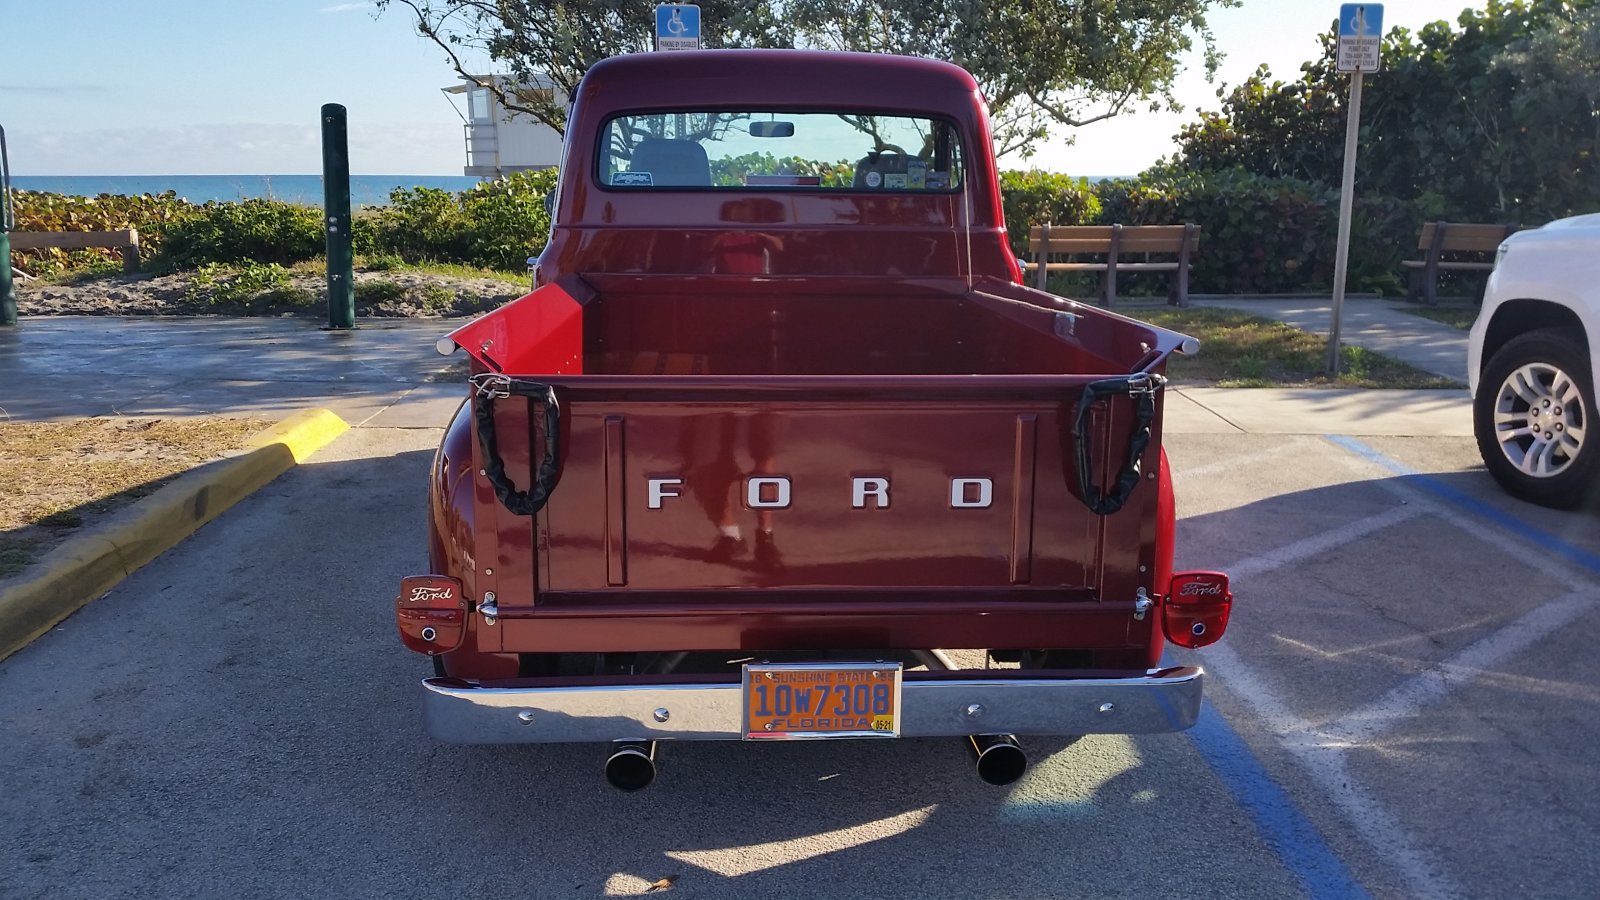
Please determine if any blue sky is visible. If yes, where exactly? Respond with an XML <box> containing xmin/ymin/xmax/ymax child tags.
<box><xmin>1</xmin><ymin>0</ymin><xmax>1481</xmax><ymax>177</ymax></box>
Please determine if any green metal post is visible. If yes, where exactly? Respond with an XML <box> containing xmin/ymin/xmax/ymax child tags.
<box><xmin>2</xmin><ymin>124</ymin><xmax>15</xmax><ymax>327</ymax></box>
<box><xmin>321</xmin><ymin>104</ymin><xmax>355</xmax><ymax>329</ymax></box>
<box><xmin>1</xmin><ymin>232</ymin><xmax>15</xmax><ymax>327</ymax></box>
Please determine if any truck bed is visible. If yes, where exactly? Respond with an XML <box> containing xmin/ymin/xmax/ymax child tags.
<box><xmin>444</xmin><ymin>274</ymin><xmax>1185</xmax><ymax>659</ymax></box>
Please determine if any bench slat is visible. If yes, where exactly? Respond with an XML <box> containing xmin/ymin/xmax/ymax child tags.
<box><xmin>10</xmin><ymin>229</ymin><xmax>139</xmax><ymax>251</ymax></box>
<box><xmin>1029</xmin><ymin>224</ymin><xmax>1199</xmax><ymax>253</ymax></box>
<box><xmin>9</xmin><ymin>229</ymin><xmax>141</xmax><ymax>273</ymax></box>
<box><xmin>1416</xmin><ymin>222</ymin><xmax>1513</xmax><ymax>252</ymax></box>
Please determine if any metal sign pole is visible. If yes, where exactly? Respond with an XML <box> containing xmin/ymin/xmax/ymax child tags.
<box><xmin>1325</xmin><ymin>69</ymin><xmax>1364</xmax><ymax>375</ymax></box>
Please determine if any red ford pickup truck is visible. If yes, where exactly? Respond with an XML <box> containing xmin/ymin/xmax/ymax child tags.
<box><xmin>400</xmin><ymin>49</ymin><xmax>1232</xmax><ymax>790</ymax></box>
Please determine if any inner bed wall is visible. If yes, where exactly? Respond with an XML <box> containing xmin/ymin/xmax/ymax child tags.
<box><xmin>580</xmin><ymin>292</ymin><xmax>978</xmax><ymax>376</ymax></box>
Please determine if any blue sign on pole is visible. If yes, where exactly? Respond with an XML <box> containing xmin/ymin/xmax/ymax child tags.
<box><xmin>655</xmin><ymin>4</ymin><xmax>701</xmax><ymax>51</ymax></box>
<box><xmin>1336</xmin><ymin>3</ymin><xmax>1383</xmax><ymax>72</ymax></box>
<box><xmin>1338</xmin><ymin>3</ymin><xmax>1383</xmax><ymax>37</ymax></box>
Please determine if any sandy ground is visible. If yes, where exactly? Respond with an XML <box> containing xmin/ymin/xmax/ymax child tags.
<box><xmin>14</xmin><ymin>269</ymin><xmax>528</xmax><ymax>318</ymax></box>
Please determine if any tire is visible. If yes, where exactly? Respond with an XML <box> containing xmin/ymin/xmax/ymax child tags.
<box><xmin>1474</xmin><ymin>329</ymin><xmax>1597</xmax><ymax>509</ymax></box>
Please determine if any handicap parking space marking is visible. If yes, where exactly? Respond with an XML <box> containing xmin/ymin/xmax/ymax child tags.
<box><xmin>1326</xmin><ymin>435</ymin><xmax>1600</xmax><ymax>579</ymax></box>
<box><xmin>1307</xmin><ymin>587</ymin><xmax>1600</xmax><ymax>749</ymax></box>
<box><xmin>1184</xmin><ymin>433</ymin><xmax>1598</xmax><ymax>898</ymax></box>
<box><xmin>1185</xmin><ymin>696</ymin><xmax>1374</xmax><ymax>900</ymax></box>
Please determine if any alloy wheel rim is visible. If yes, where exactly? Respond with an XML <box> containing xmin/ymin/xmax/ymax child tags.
<box><xmin>1492</xmin><ymin>362</ymin><xmax>1587</xmax><ymax>478</ymax></box>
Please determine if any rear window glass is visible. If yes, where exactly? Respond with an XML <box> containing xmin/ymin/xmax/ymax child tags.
<box><xmin>598</xmin><ymin>111</ymin><xmax>964</xmax><ymax>191</ymax></box>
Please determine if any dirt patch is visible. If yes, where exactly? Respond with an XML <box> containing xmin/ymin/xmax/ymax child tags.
<box><xmin>16</xmin><ymin>270</ymin><xmax>526</xmax><ymax>318</ymax></box>
<box><xmin>0</xmin><ymin>417</ymin><xmax>271</xmax><ymax>578</ymax></box>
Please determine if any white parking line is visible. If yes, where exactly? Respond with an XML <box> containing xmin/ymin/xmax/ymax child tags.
<box><xmin>1205</xmin><ymin>639</ymin><xmax>1461</xmax><ymax>899</ymax></box>
<box><xmin>1310</xmin><ymin>589</ymin><xmax>1600</xmax><ymax>748</ymax></box>
<box><xmin>1225</xmin><ymin>505</ymin><xmax>1424</xmax><ymax>581</ymax></box>
<box><xmin>1199</xmin><ymin>440</ymin><xmax>1597</xmax><ymax>897</ymax></box>
<box><xmin>1170</xmin><ymin>439</ymin><xmax>1316</xmax><ymax>482</ymax></box>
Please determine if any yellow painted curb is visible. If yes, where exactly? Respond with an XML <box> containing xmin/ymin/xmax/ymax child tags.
<box><xmin>0</xmin><ymin>408</ymin><xmax>350</xmax><ymax>662</ymax></box>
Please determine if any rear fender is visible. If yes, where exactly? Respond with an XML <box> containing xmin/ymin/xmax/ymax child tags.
<box><xmin>428</xmin><ymin>399</ymin><xmax>520</xmax><ymax>679</ymax></box>
<box><xmin>1147</xmin><ymin>447</ymin><xmax>1176</xmax><ymax>668</ymax></box>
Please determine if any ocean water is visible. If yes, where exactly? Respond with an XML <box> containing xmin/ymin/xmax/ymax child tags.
<box><xmin>7</xmin><ymin>174</ymin><xmax>483</xmax><ymax>207</ymax></box>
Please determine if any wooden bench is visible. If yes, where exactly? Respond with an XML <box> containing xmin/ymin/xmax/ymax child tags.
<box><xmin>9</xmin><ymin>228</ymin><xmax>141</xmax><ymax>273</ymax></box>
<box><xmin>1401</xmin><ymin>221</ymin><xmax>1517</xmax><ymax>305</ymax></box>
<box><xmin>1024</xmin><ymin>223</ymin><xmax>1200</xmax><ymax>307</ymax></box>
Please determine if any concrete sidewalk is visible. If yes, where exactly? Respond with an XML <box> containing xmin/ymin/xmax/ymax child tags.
<box><xmin>1190</xmin><ymin>295</ymin><xmax>1471</xmax><ymax>384</ymax></box>
<box><xmin>0</xmin><ymin>316</ymin><xmax>466</xmax><ymax>427</ymax></box>
<box><xmin>0</xmin><ymin>315</ymin><xmax>1472</xmax><ymax>436</ymax></box>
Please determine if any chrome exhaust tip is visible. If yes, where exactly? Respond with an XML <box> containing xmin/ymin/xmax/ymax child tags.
<box><xmin>604</xmin><ymin>740</ymin><xmax>657</xmax><ymax>792</ymax></box>
<box><xmin>968</xmin><ymin>734</ymin><xmax>1027</xmax><ymax>786</ymax></box>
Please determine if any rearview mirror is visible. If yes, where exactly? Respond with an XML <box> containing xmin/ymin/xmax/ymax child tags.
<box><xmin>749</xmin><ymin>121</ymin><xmax>794</xmax><ymax>138</ymax></box>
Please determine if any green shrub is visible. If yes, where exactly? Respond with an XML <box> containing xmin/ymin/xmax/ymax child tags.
<box><xmin>354</xmin><ymin>278</ymin><xmax>407</xmax><ymax>305</ymax></box>
<box><xmin>462</xmin><ymin>169</ymin><xmax>558</xmax><ymax>271</ymax></box>
<box><xmin>998</xmin><ymin>170</ymin><xmax>1101</xmax><ymax>258</ymax></box>
<box><xmin>1091</xmin><ymin>168</ymin><xmax>1344</xmax><ymax>295</ymax></box>
<box><xmin>159</xmin><ymin>199</ymin><xmax>324</xmax><ymax>270</ymax></box>
<box><xmin>362</xmin><ymin>251</ymin><xmax>405</xmax><ymax>271</ymax></box>
<box><xmin>369</xmin><ymin>186</ymin><xmax>470</xmax><ymax>263</ymax></box>
<box><xmin>415</xmin><ymin>283</ymin><xmax>458</xmax><ymax>315</ymax></box>
<box><xmin>185</xmin><ymin>262</ymin><xmax>312</xmax><ymax>311</ymax></box>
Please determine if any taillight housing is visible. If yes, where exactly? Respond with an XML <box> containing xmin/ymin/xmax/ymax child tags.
<box><xmin>1163</xmin><ymin>571</ymin><xmax>1232</xmax><ymax>649</ymax></box>
<box><xmin>396</xmin><ymin>575</ymin><xmax>468</xmax><ymax>655</ymax></box>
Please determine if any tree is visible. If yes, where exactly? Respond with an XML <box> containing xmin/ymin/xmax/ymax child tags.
<box><xmin>380</xmin><ymin>0</ymin><xmax>1235</xmax><ymax>158</ymax></box>
<box><xmin>1173</xmin><ymin>0</ymin><xmax>1600</xmax><ymax>222</ymax></box>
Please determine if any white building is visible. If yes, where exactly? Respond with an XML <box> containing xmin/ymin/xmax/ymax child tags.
<box><xmin>442</xmin><ymin>75</ymin><xmax>564</xmax><ymax>177</ymax></box>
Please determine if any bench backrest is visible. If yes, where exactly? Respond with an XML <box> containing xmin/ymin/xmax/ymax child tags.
<box><xmin>1029</xmin><ymin>224</ymin><xmax>1200</xmax><ymax>255</ymax></box>
<box><xmin>1417</xmin><ymin>222</ymin><xmax>1515</xmax><ymax>253</ymax></box>
<box><xmin>9</xmin><ymin>229</ymin><xmax>140</xmax><ymax>251</ymax></box>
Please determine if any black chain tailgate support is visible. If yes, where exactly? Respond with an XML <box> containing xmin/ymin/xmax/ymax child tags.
<box><xmin>1072</xmin><ymin>372</ymin><xmax>1166</xmax><ymax>516</ymax></box>
<box><xmin>470</xmin><ymin>373</ymin><xmax>562</xmax><ymax>516</ymax></box>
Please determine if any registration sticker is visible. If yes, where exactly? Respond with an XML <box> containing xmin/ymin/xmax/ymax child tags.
<box><xmin>743</xmin><ymin>662</ymin><xmax>902</xmax><ymax>739</ymax></box>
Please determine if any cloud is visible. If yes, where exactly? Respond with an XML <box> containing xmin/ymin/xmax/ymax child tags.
<box><xmin>0</xmin><ymin>84</ymin><xmax>108</xmax><ymax>95</ymax></box>
<box><xmin>319</xmin><ymin>2</ymin><xmax>375</xmax><ymax>12</ymax></box>
<box><xmin>4</xmin><ymin>122</ymin><xmax>461</xmax><ymax>175</ymax></box>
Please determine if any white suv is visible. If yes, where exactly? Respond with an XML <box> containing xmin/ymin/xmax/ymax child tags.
<box><xmin>1469</xmin><ymin>213</ymin><xmax>1599</xmax><ymax>509</ymax></box>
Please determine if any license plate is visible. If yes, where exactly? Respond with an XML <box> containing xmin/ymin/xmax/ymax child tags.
<box><xmin>742</xmin><ymin>662</ymin><xmax>902</xmax><ymax>739</ymax></box>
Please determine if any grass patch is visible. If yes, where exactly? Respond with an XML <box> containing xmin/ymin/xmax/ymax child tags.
<box><xmin>0</xmin><ymin>417</ymin><xmax>270</xmax><ymax>579</ymax></box>
<box><xmin>1135</xmin><ymin>307</ymin><xmax>1462</xmax><ymax>388</ymax></box>
<box><xmin>1398</xmin><ymin>305</ymin><xmax>1479</xmax><ymax>330</ymax></box>
<box><xmin>288</xmin><ymin>256</ymin><xmax>528</xmax><ymax>286</ymax></box>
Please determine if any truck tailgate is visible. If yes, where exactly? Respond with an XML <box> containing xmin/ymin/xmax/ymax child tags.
<box><xmin>535</xmin><ymin>378</ymin><xmax>1108</xmax><ymax>592</ymax></box>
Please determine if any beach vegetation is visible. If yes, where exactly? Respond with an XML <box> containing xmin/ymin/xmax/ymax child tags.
<box><xmin>185</xmin><ymin>261</ymin><xmax>313</xmax><ymax>311</ymax></box>
<box><xmin>159</xmin><ymin>199</ymin><xmax>325</xmax><ymax>270</ymax></box>
<box><xmin>1173</xmin><ymin>1</ymin><xmax>1600</xmax><ymax>225</ymax></box>
<box><xmin>354</xmin><ymin>278</ymin><xmax>407</xmax><ymax>305</ymax></box>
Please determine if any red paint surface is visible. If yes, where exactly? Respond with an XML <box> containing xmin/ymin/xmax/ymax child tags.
<box><xmin>416</xmin><ymin>50</ymin><xmax>1211</xmax><ymax>678</ymax></box>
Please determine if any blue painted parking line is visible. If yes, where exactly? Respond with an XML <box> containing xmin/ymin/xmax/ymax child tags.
<box><xmin>1327</xmin><ymin>436</ymin><xmax>1600</xmax><ymax>576</ymax></box>
<box><xmin>1186</xmin><ymin>697</ymin><xmax>1372</xmax><ymax>900</ymax></box>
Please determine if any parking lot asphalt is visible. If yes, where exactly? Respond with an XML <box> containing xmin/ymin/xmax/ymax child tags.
<box><xmin>4</xmin><ymin>421</ymin><xmax>1596</xmax><ymax>899</ymax></box>
<box><xmin>7</xmin><ymin>315</ymin><xmax>1593</xmax><ymax>899</ymax></box>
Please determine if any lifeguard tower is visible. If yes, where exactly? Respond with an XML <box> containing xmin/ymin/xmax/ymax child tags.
<box><xmin>442</xmin><ymin>76</ymin><xmax>564</xmax><ymax>177</ymax></box>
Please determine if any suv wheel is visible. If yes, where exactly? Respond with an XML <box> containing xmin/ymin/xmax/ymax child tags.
<box><xmin>1474</xmin><ymin>329</ymin><xmax>1596</xmax><ymax>508</ymax></box>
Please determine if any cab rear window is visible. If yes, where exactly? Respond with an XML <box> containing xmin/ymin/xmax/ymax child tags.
<box><xmin>598</xmin><ymin>110</ymin><xmax>964</xmax><ymax>192</ymax></box>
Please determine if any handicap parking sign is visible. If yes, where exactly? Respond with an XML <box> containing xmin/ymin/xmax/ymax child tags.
<box><xmin>1336</xmin><ymin>4</ymin><xmax>1383</xmax><ymax>72</ymax></box>
<box><xmin>656</xmin><ymin>4</ymin><xmax>701</xmax><ymax>51</ymax></box>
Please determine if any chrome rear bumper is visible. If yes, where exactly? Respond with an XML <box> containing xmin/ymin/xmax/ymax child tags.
<box><xmin>422</xmin><ymin>666</ymin><xmax>1204</xmax><ymax>744</ymax></box>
